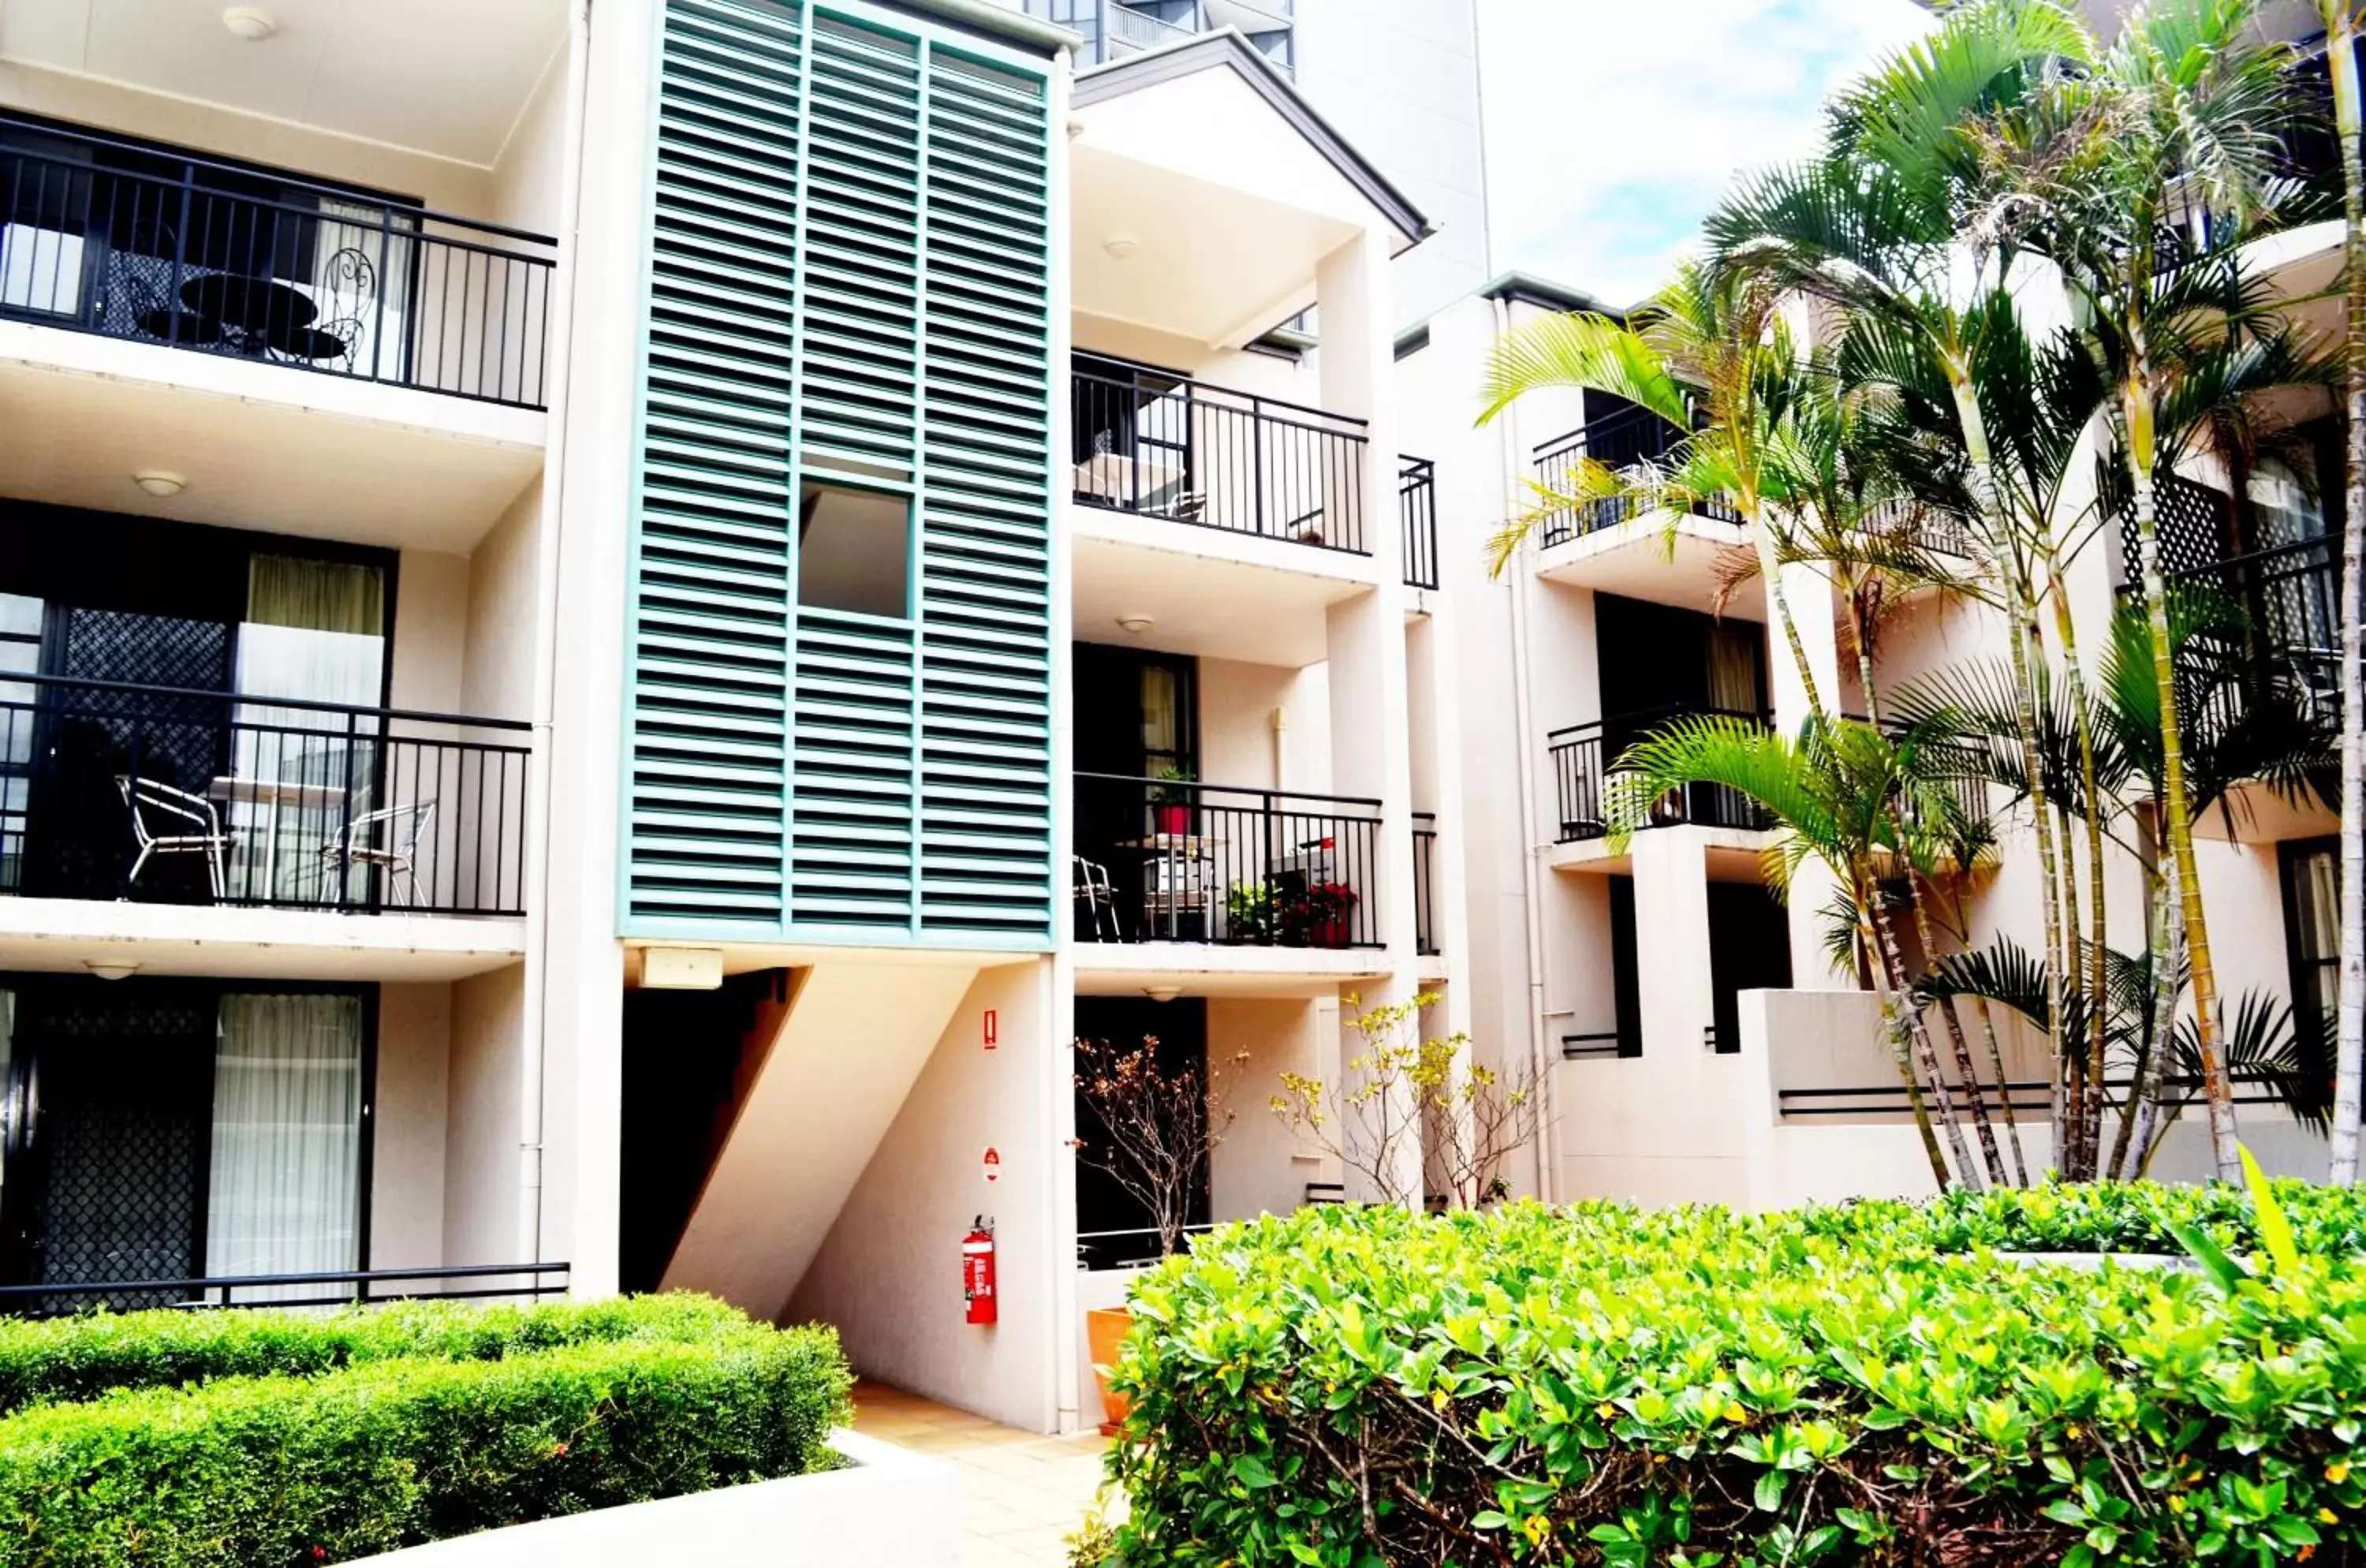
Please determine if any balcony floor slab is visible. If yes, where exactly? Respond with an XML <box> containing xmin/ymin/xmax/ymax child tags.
<box><xmin>0</xmin><ymin>324</ymin><xmax>543</xmax><ymax>553</ymax></box>
<box><xmin>1072</xmin><ymin>941</ymin><xmax>1392</xmax><ymax>998</ymax></box>
<box><xmin>1537</xmin><ymin>513</ymin><xmax>1763</xmax><ymax>620</ymax></box>
<box><xmin>1072</xmin><ymin>518</ymin><xmax>1376</xmax><ymax>666</ymax></box>
<box><xmin>0</xmin><ymin>895</ymin><xmax>524</xmax><ymax>980</ymax></box>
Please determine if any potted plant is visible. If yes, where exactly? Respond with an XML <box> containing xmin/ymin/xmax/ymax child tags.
<box><xmin>1225</xmin><ymin>879</ymin><xmax>1278</xmax><ymax>944</ymax></box>
<box><xmin>1278</xmin><ymin>880</ymin><xmax>1358</xmax><ymax>947</ymax></box>
<box><xmin>1148</xmin><ymin>766</ymin><xmax>1194</xmax><ymax>837</ymax></box>
<box><xmin>1072</xmin><ymin>1035</ymin><xmax>1249</xmax><ymax>1434</ymax></box>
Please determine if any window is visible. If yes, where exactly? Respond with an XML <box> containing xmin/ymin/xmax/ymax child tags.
<box><xmin>2282</xmin><ymin>838</ymin><xmax>2339</xmax><ymax>1046</ymax></box>
<box><xmin>797</xmin><ymin>482</ymin><xmax>911</xmax><ymax>619</ymax></box>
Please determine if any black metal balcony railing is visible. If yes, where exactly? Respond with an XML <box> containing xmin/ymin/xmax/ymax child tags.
<box><xmin>2181</xmin><ymin>535</ymin><xmax>2342</xmax><ymax>728</ymax></box>
<box><xmin>1413</xmin><ymin>810</ymin><xmax>1439</xmax><ymax>956</ymax></box>
<box><xmin>1024</xmin><ymin>0</ymin><xmax>1296</xmax><ymax>73</ymax></box>
<box><xmin>1070</xmin><ymin>360</ymin><xmax>1368</xmax><ymax>554</ymax></box>
<box><xmin>1548</xmin><ymin>704</ymin><xmax>1776</xmax><ymax>843</ymax></box>
<box><xmin>0</xmin><ymin>1261</ymin><xmax>570</xmax><ymax>1319</ymax></box>
<box><xmin>1</xmin><ymin>117</ymin><xmax>557</xmax><ymax>409</ymax></box>
<box><xmin>1534</xmin><ymin>405</ymin><xmax>1742</xmax><ymax>548</ymax></box>
<box><xmin>1073</xmin><ymin>773</ymin><xmax>1383</xmax><ymax>948</ymax></box>
<box><xmin>0</xmin><ymin>674</ymin><xmax>532</xmax><ymax>917</ymax></box>
<box><xmin>1401</xmin><ymin>457</ymin><xmax>1439</xmax><ymax>590</ymax></box>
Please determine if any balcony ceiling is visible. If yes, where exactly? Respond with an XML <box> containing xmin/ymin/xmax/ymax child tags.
<box><xmin>0</xmin><ymin>353</ymin><xmax>542</xmax><ymax>553</ymax></box>
<box><xmin>1072</xmin><ymin>527</ymin><xmax>1371</xmax><ymax>666</ymax></box>
<box><xmin>0</xmin><ymin>0</ymin><xmax>567</xmax><ymax>166</ymax></box>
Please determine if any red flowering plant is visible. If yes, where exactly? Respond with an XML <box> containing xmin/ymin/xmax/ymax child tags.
<box><xmin>1278</xmin><ymin>880</ymin><xmax>1358</xmax><ymax>947</ymax></box>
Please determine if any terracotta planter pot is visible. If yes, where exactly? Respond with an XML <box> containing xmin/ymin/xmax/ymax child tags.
<box><xmin>1086</xmin><ymin>1307</ymin><xmax>1135</xmax><ymax>1436</ymax></box>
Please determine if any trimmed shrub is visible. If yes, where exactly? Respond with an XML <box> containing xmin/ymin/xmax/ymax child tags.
<box><xmin>0</xmin><ymin>1292</ymin><xmax>756</xmax><ymax>1417</ymax></box>
<box><xmin>1106</xmin><ymin>1197</ymin><xmax>2366</xmax><ymax>1566</ymax></box>
<box><xmin>0</xmin><ymin>1322</ymin><xmax>852</xmax><ymax>1566</ymax></box>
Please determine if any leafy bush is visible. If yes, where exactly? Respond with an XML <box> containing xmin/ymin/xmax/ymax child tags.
<box><xmin>0</xmin><ymin>1292</ymin><xmax>754</xmax><ymax>1418</ymax></box>
<box><xmin>1106</xmin><ymin>1197</ymin><xmax>2366</xmax><ymax>1566</ymax></box>
<box><xmin>0</xmin><ymin>1301</ymin><xmax>851</xmax><ymax>1566</ymax></box>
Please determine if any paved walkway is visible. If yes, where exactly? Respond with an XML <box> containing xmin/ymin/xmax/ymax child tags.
<box><xmin>851</xmin><ymin>1380</ymin><xmax>1114</xmax><ymax>1567</ymax></box>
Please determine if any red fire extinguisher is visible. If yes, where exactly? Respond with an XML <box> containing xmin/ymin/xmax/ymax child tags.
<box><xmin>963</xmin><ymin>1218</ymin><xmax>997</xmax><ymax>1325</ymax></box>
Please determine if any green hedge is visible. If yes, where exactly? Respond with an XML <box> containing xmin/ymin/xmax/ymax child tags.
<box><xmin>0</xmin><ymin>1301</ymin><xmax>852</xmax><ymax>1567</ymax></box>
<box><xmin>0</xmin><ymin>1292</ymin><xmax>756</xmax><ymax>1418</ymax></box>
<box><xmin>1866</xmin><ymin>1180</ymin><xmax>2366</xmax><ymax>1260</ymax></box>
<box><xmin>1106</xmin><ymin>1195</ymin><xmax>2366</xmax><ymax>1566</ymax></box>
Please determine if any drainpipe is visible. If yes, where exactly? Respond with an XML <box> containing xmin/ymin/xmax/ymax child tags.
<box><xmin>1492</xmin><ymin>293</ymin><xmax>1557</xmax><ymax>1204</ymax></box>
<box><xmin>518</xmin><ymin>0</ymin><xmax>595</xmax><ymax>1273</ymax></box>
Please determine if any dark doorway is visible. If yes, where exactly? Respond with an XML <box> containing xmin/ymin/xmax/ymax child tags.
<box><xmin>1072</xmin><ymin>643</ymin><xmax>1197</xmax><ymax>943</ymax></box>
<box><xmin>1707</xmin><ymin>881</ymin><xmax>1793</xmax><ymax>1055</ymax></box>
<box><xmin>617</xmin><ymin>971</ymin><xmax>786</xmax><ymax>1294</ymax></box>
<box><xmin>1073</xmin><ymin>995</ymin><xmax>1207</xmax><ymax>1269</ymax></box>
<box><xmin>1607</xmin><ymin>876</ymin><xmax>1642</xmax><ymax>1058</ymax></box>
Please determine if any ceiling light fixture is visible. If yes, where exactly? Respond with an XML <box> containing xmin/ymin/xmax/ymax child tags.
<box><xmin>1141</xmin><ymin>984</ymin><xmax>1182</xmax><ymax>1003</ymax></box>
<box><xmin>221</xmin><ymin>7</ymin><xmax>278</xmax><ymax>40</ymax></box>
<box><xmin>84</xmin><ymin>960</ymin><xmax>140</xmax><ymax>981</ymax></box>
<box><xmin>1115</xmin><ymin>612</ymin><xmax>1155</xmax><ymax>635</ymax></box>
<box><xmin>1102</xmin><ymin>235</ymin><xmax>1140</xmax><ymax>261</ymax></box>
<box><xmin>132</xmin><ymin>471</ymin><xmax>187</xmax><ymax>498</ymax></box>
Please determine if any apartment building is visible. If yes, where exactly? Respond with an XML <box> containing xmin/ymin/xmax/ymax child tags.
<box><xmin>1399</xmin><ymin>45</ymin><xmax>2349</xmax><ymax>1204</ymax></box>
<box><xmin>0</xmin><ymin>0</ymin><xmax>1494</xmax><ymax>1434</ymax></box>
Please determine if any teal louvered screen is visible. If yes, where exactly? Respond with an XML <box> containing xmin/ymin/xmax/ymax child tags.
<box><xmin>621</xmin><ymin>0</ymin><xmax>1054</xmax><ymax>947</ymax></box>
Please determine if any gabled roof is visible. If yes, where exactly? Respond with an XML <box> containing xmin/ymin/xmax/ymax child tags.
<box><xmin>1073</xmin><ymin>29</ymin><xmax>1435</xmax><ymax>249</ymax></box>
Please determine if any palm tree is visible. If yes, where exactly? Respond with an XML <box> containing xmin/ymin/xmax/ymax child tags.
<box><xmin>1475</xmin><ymin>263</ymin><xmax>1833</xmax><ymax>717</ymax></box>
<box><xmin>1969</xmin><ymin>0</ymin><xmax>2304</xmax><ymax>1180</ymax></box>
<box><xmin>1603</xmin><ymin>712</ymin><xmax>1990</xmax><ymax>1189</ymax></box>
<box><xmin>2317</xmin><ymin>0</ymin><xmax>2366</xmax><ymax>1186</ymax></box>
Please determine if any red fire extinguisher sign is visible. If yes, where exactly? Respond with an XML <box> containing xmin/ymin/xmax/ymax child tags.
<box><xmin>963</xmin><ymin>1219</ymin><xmax>997</xmax><ymax>1325</ymax></box>
<box><xmin>983</xmin><ymin>1009</ymin><xmax>998</xmax><ymax>1050</ymax></box>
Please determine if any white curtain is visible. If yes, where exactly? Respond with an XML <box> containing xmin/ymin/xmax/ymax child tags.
<box><xmin>233</xmin><ymin>556</ymin><xmax>386</xmax><ymax>901</ymax></box>
<box><xmin>204</xmin><ymin>992</ymin><xmax>363</xmax><ymax>1301</ymax></box>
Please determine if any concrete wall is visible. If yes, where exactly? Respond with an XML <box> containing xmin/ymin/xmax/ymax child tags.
<box><xmin>1207</xmin><ymin>996</ymin><xmax>1338</xmax><ymax>1222</ymax></box>
<box><xmin>1200</xmin><ymin>657</ymin><xmax>1327</xmax><ymax>793</ymax></box>
<box><xmin>790</xmin><ymin>960</ymin><xmax>1062</xmax><ymax>1434</ymax></box>
<box><xmin>445</xmin><ymin>964</ymin><xmax>525</xmax><ymax>1268</ymax></box>
<box><xmin>462</xmin><ymin>478</ymin><xmax>547</xmax><ymax>722</ymax></box>
<box><xmin>371</xmin><ymin>982</ymin><xmax>452</xmax><ymax>1267</ymax></box>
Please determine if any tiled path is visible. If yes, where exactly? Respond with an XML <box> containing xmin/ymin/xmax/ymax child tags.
<box><xmin>852</xmin><ymin>1380</ymin><xmax>1114</xmax><ymax>1567</ymax></box>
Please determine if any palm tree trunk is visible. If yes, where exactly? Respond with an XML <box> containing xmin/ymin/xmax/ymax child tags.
<box><xmin>1862</xmin><ymin>902</ymin><xmax>1954</xmax><ymax>1189</ymax></box>
<box><xmin>1909</xmin><ymin>889</ymin><xmax>2010</xmax><ymax>1184</ymax></box>
<box><xmin>2324</xmin><ymin>0</ymin><xmax>2365</xmax><ymax>1187</ymax></box>
<box><xmin>1947</xmin><ymin>375</ymin><xmax>2073</xmax><ymax>1179</ymax></box>
<box><xmin>2115</xmin><ymin>864</ymin><xmax>2178</xmax><ymax>1179</ymax></box>
<box><xmin>1871</xmin><ymin>886</ymin><xmax>1980</xmax><ymax>1188</ymax></box>
<box><xmin>1970</xmin><ymin>995</ymin><xmax>2031</xmax><ymax>1186</ymax></box>
<box><xmin>1749</xmin><ymin>498</ymin><xmax>1826</xmax><ymax>720</ymax></box>
<box><xmin>2123</xmin><ymin>360</ymin><xmax>2242</xmax><ymax>1182</ymax></box>
<box><xmin>2055</xmin><ymin>802</ymin><xmax>2091</xmax><ymax>1179</ymax></box>
<box><xmin>2043</xmin><ymin>559</ymin><xmax>2114</xmax><ymax>1182</ymax></box>
<box><xmin>2129</xmin><ymin>874</ymin><xmax>2186</xmax><ymax>1178</ymax></box>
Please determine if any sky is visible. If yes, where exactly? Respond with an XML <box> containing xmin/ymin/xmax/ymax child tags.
<box><xmin>1476</xmin><ymin>0</ymin><xmax>1934</xmax><ymax>305</ymax></box>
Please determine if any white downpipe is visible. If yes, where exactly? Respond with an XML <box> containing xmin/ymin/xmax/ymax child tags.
<box><xmin>1492</xmin><ymin>293</ymin><xmax>1557</xmax><ymax>1204</ymax></box>
<box><xmin>518</xmin><ymin>0</ymin><xmax>595</xmax><ymax>1273</ymax></box>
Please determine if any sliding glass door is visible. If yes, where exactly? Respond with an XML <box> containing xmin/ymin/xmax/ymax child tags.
<box><xmin>0</xmin><ymin>980</ymin><xmax>369</xmax><ymax>1311</ymax></box>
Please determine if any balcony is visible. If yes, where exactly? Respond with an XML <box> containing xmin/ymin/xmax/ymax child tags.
<box><xmin>0</xmin><ymin>116</ymin><xmax>556</xmax><ymax>409</ymax></box>
<box><xmin>1401</xmin><ymin>457</ymin><xmax>1438</xmax><ymax>591</ymax></box>
<box><xmin>1548</xmin><ymin>704</ymin><xmax>1775</xmax><ymax>844</ymax></box>
<box><xmin>1070</xmin><ymin>358</ymin><xmax>1368</xmax><ymax>554</ymax></box>
<box><xmin>2</xmin><ymin>675</ymin><xmax>530</xmax><ymax>917</ymax></box>
<box><xmin>1025</xmin><ymin>0</ymin><xmax>1296</xmax><ymax>73</ymax></box>
<box><xmin>1413</xmin><ymin>810</ymin><xmax>1439</xmax><ymax>956</ymax></box>
<box><xmin>1073</xmin><ymin>772</ymin><xmax>1382</xmax><ymax>949</ymax></box>
<box><xmin>1535</xmin><ymin>405</ymin><xmax>1741</xmax><ymax>548</ymax></box>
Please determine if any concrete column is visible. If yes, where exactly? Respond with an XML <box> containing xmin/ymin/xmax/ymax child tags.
<box><xmin>1630</xmin><ymin>830</ymin><xmax>1715</xmax><ymax>1058</ymax></box>
<box><xmin>1767</xmin><ymin>562</ymin><xmax>1855</xmax><ymax>988</ymax></box>
<box><xmin>533</xmin><ymin>0</ymin><xmax>656</xmax><ymax>1297</ymax></box>
<box><xmin>1316</xmin><ymin>227</ymin><xmax>1423</xmax><ymax>1205</ymax></box>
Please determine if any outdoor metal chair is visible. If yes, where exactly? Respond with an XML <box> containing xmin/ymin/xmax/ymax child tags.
<box><xmin>1073</xmin><ymin>855</ymin><xmax>1122</xmax><ymax>941</ymax></box>
<box><xmin>116</xmin><ymin>775</ymin><xmax>231</xmax><ymax>899</ymax></box>
<box><xmin>323</xmin><ymin>799</ymin><xmax>435</xmax><ymax>907</ymax></box>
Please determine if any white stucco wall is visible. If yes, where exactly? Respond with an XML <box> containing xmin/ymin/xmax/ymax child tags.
<box><xmin>371</xmin><ymin>982</ymin><xmax>451</xmax><ymax>1267</ymax></box>
<box><xmin>445</xmin><ymin>963</ymin><xmax>524</xmax><ymax>1268</ymax></box>
<box><xmin>1207</xmin><ymin>996</ymin><xmax>1338</xmax><ymax>1223</ymax></box>
<box><xmin>462</xmin><ymin>478</ymin><xmax>546</xmax><ymax>722</ymax></box>
<box><xmin>789</xmin><ymin>960</ymin><xmax>1062</xmax><ymax>1435</ymax></box>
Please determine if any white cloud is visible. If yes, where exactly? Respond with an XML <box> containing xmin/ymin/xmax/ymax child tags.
<box><xmin>1479</xmin><ymin>0</ymin><xmax>1931</xmax><ymax>304</ymax></box>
